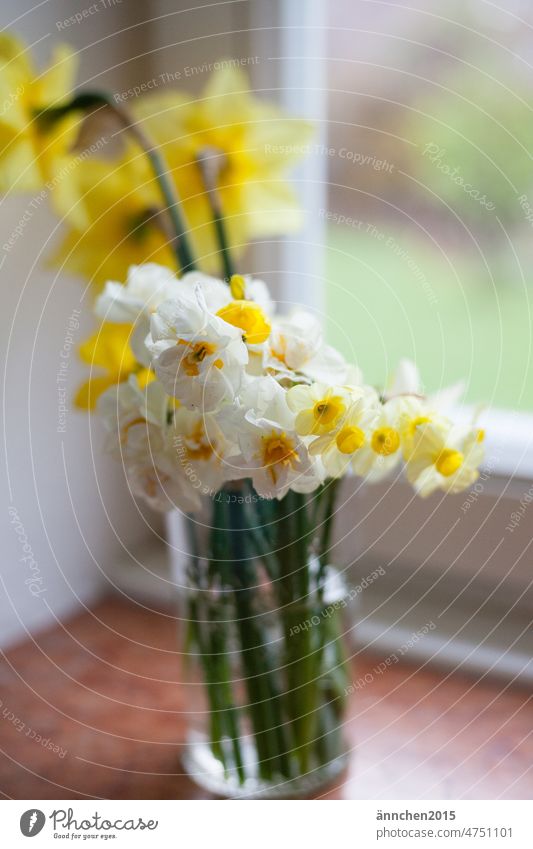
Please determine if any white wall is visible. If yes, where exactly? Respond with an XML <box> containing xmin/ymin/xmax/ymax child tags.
<box><xmin>0</xmin><ymin>0</ymin><xmax>162</xmax><ymax>648</ymax></box>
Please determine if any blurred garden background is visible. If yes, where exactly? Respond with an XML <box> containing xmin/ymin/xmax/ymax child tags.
<box><xmin>324</xmin><ymin>0</ymin><xmax>533</xmax><ymax>410</ymax></box>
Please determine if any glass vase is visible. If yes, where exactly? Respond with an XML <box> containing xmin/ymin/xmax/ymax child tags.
<box><xmin>173</xmin><ymin>481</ymin><xmax>351</xmax><ymax>799</ymax></box>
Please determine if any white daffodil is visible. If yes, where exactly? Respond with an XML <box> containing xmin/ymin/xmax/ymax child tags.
<box><xmin>388</xmin><ymin>395</ymin><xmax>433</xmax><ymax>461</ymax></box>
<box><xmin>406</xmin><ymin>420</ymin><xmax>485</xmax><ymax>497</ymax></box>
<box><xmin>98</xmin><ymin>374</ymin><xmax>169</xmax><ymax>461</ymax></box>
<box><xmin>96</xmin><ymin>265</ymin><xmax>241</xmax><ymax>367</ymax></box>
<box><xmin>266</xmin><ymin>310</ymin><xmax>356</xmax><ymax>385</ymax></box>
<box><xmin>96</xmin><ymin>264</ymin><xmax>179</xmax><ymax>323</ymax></box>
<box><xmin>126</xmin><ymin>455</ymin><xmax>201</xmax><ymax>513</ymax></box>
<box><xmin>110</xmin><ymin>379</ymin><xmax>207</xmax><ymax>512</ymax></box>
<box><xmin>148</xmin><ymin>286</ymin><xmax>248</xmax><ymax>412</ymax></box>
<box><xmin>350</xmin><ymin>398</ymin><xmax>406</xmax><ymax>481</ymax></box>
<box><xmin>96</xmin><ymin>264</ymin><xmax>181</xmax><ymax>366</ymax></box>
<box><xmin>98</xmin><ymin>375</ymin><xmax>199</xmax><ymax>512</ymax></box>
<box><xmin>384</xmin><ymin>358</ymin><xmax>423</xmax><ymax>399</ymax></box>
<box><xmin>385</xmin><ymin>357</ymin><xmax>465</xmax><ymax>411</ymax></box>
<box><xmin>218</xmin><ymin>376</ymin><xmax>322</xmax><ymax>498</ymax></box>
<box><xmin>286</xmin><ymin>382</ymin><xmax>357</xmax><ymax>437</ymax></box>
<box><xmin>170</xmin><ymin>407</ymin><xmax>232</xmax><ymax>497</ymax></box>
<box><xmin>383</xmin><ymin>360</ymin><xmax>467</xmax><ymax>468</ymax></box>
<box><xmin>177</xmin><ymin>271</ymin><xmax>273</xmax><ymax>315</ymax></box>
<box><xmin>179</xmin><ymin>270</ymin><xmax>233</xmax><ymax>313</ymax></box>
<box><xmin>382</xmin><ymin>394</ymin><xmax>451</xmax><ymax>462</ymax></box>
<box><xmin>309</xmin><ymin>388</ymin><xmax>381</xmax><ymax>478</ymax></box>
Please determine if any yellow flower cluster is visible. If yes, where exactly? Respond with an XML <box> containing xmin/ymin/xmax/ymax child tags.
<box><xmin>0</xmin><ymin>33</ymin><xmax>82</xmax><ymax>215</ymax></box>
<box><xmin>131</xmin><ymin>69</ymin><xmax>313</xmax><ymax>272</ymax></box>
<box><xmin>0</xmin><ymin>34</ymin><xmax>312</xmax><ymax>289</ymax></box>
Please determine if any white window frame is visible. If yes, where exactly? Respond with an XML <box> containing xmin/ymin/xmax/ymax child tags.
<box><xmin>245</xmin><ymin>0</ymin><xmax>327</xmax><ymax>314</ymax></box>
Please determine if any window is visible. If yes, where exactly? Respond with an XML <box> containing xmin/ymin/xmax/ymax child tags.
<box><xmin>323</xmin><ymin>0</ymin><xmax>533</xmax><ymax>413</ymax></box>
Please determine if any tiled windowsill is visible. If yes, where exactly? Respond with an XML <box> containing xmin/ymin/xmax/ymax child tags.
<box><xmin>0</xmin><ymin>598</ymin><xmax>531</xmax><ymax>800</ymax></box>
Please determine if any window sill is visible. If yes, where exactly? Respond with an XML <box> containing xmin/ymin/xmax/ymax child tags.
<box><xmin>455</xmin><ymin>406</ymin><xmax>533</xmax><ymax>482</ymax></box>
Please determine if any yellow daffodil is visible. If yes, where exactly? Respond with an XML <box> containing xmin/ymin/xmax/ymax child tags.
<box><xmin>0</xmin><ymin>33</ymin><xmax>80</xmax><ymax>194</ymax></box>
<box><xmin>75</xmin><ymin>321</ymin><xmax>153</xmax><ymax>410</ymax></box>
<box><xmin>49</xmin><ymin>154</ymin><xmax>176</xmax><ymax>290</ymax></box>
<box><xmin>133</xmin><ymin>66</ymin><xmax>313</xmax><ymax>269</ymax></box>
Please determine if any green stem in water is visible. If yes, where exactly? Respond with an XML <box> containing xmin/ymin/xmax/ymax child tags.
<box><xmin>37</xmin><ymin>91</ymin><xmax>196</xmax><ymax>273</ymax></box>
<box><xmin>185</xmin><ymin>516</ymin><xmax>246</xmax><ymax>783</ymax></box>
<box><xmin>196</xmin><ymin>147</ymin><xmax>235</xmax><ymax>281</ymax></box>
<box><xmin>276</xmin><ymin>490</ymin><xmax>318</xmax><ymax>774</ymax></box>
<box><xmin>317</xmin><ymin>478</ymin><xmax>340</xmax><ymax>587</ymax></box>
<box><xmin>207</xmin><ymin>601</ymin><xmax>246</xmax><ymax>784</ymax></box>
<box><xmin>186</xmin><ymin>594</ymin><xmax>227</xmax><ymax>770</ymax></box>
<box><xmin>312</xmin><ymin>481</ymin><xmax>350</xmax><ymax>767</ymax></box>
<box><xmin>224</xmin><ymin>492</ymin><xmax>291</xmax><ymax>780</ymax></box>
<box><xmin>238</xmin><ymin>489</ymin><xmax>279</xmax><ymax>581</ymax></box>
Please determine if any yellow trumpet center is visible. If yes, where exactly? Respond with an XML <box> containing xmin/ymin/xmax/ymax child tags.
<box><xmin>120</xmin><ymin>416</ymin><xmax>146</xmax><ymax>444</ymax></box>
<box><xmin>262</xmin><ymin>431</ymin><xmax>298</xmax><ymax>483</ymax></box>
<box><xmin>178</xmin><ymin>339</ymin><xmax>219</xmax><ymax>376</ymax></box>
<box><xmin>435</xmin><ymin>448</ymin><xmax>464</xmax><ymax>477</ymax></box>
<box><xmin>371</xmin><ymin>426</ymin><xmax>401</xmax><ymax>456</ymax></box>
<box><xmin>408</xmin><ymin>415</ymin><xmax>431</xmax><ymax>436</ymax></box>
<box><xmin>312</xmin><ymin>395</ymin><xmax>345</xmax><ymax>432</ymax></box>
<box><xmin>142</xmin><ymin>468</ymin><xmax>170</xmax><ymax>499</ymax></box>
<box><xmin>185</xmin><ymin>422</ymin><xmax>214</xmax><ymax>462</ymax></box>
<box><xmin>217</xmin><ymin>300</ymin><xmax>271</xmax><ymax>344</ymax></box>
<box><xmin>270</xmin><ymin>333</ymin><xmax>288</xmax><ymax>366</ymax></box>
<box><xmin>336</xmin><ymin>425</ymin><xmax>366</xmax><ymax>455</ymax></box>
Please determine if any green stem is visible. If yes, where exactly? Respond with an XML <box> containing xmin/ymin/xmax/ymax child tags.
<box><xmin>186</xmin><ymin>595</ymin><xmax>227</xmax><ymax>770</ymax></box>
<box><xmin>207</xmin><ymin>603</ymin><xmax>246</xmax><ymax>784</ymax></box>
<box><xmin>317</xmin><ymin>478</ymin><xmax>340</xmax><ymax>587</ymax></box>
<box><xmin>276</xmin><ymin>491</ymin><xmax>318</xmax><ymax>774</ymax></box>
<box><xmin>185</xmin><ymin>517</ymin><xmax>246</xmax><ymax>783</ymax></box>
<box><xmin>210</xmin><ymin>492</ymin><xmax>275</xmax><ymax>780</ymax></box>
<box><xmin>238</xmin><ymin>492</ymin><xmax>279</xmax><ymax>581</ymax></box>
<box><xmin>314</xmin><ymin>610</ymin><xmax>350</xmax><ymax>766</ymax></box>
<box><xmin>37</xmin><ymin>91</ymin><xmax>196</xmax><ymax>272</ymax></box>
<box><xmin>225</xmin><ymin>493</ymin><xmax>291</xmax><ymax>780</ymax></box>
<box><xmin>311</xmin><ymin>482</ymin><xmax>350</xmax><ymax>767</ymax></box>
<box><xmin>196</xmin><ymin>148</ymin><xmax>235</xmax><ymax>281</ymax></box>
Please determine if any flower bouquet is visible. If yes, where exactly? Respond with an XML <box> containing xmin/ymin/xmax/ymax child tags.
<box><xmin>2</xmin><ymin>36</ymin><xmax>485</xmax><ymax>798</ymax></box>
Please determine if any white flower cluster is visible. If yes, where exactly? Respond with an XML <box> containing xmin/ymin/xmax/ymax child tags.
<box><xmin>96</xmin><ymin>264</ymin><xmax>485</xmax><ymax>511</ymax></box>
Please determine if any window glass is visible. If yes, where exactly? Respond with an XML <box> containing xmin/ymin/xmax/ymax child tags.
<box><xmin>324</xmin><ymin>0</ymin><xmax>533</xmax><ymax>410</ymax></box>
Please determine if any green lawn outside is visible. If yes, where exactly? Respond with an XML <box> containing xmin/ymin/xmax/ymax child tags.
<box><xmin>325</xmin><ymin>226</ymin><xmax>533</xmax><ymax>411</ymax></box>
